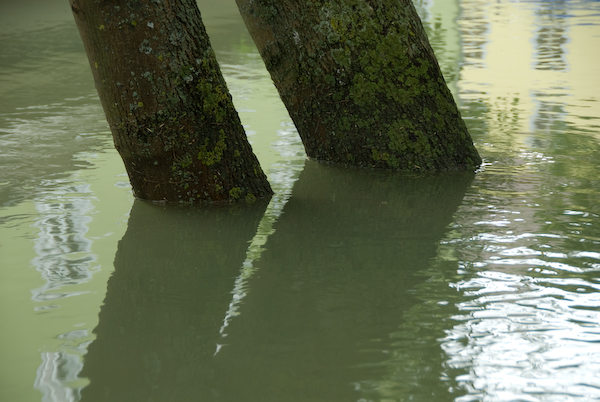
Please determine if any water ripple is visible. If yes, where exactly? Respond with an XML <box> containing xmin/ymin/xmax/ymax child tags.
<box><xmin>444</xmin><ymin>267</ymin><xmax>600</xmax><ymax>401</ymax></box>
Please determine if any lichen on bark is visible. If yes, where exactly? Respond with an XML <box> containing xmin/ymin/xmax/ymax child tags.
<box><xmin>70</xmin><ymin>0</ymin><xmax>272</xmax><ymax>203</ymax></box>
<box><xmin>236</xmin><ymin>0</ymin><xmax>482</xmax><ymax>171</ymax></box>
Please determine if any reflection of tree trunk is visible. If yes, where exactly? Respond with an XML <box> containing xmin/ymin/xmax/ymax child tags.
<box><xmin>211</xmin><ymin>162</ymin><xmax>474</xmax><ymax>401</ymax></box>
<box><xmin>70</xmin><ymin>0</ymin><xmax>271</xmax><ymax>203</ymax></box>
<box><xmin>79</xmin><ymin>200</ymin><xmax>268</xmax><ymax>402</ymax></box>
<box><xmin>235</xmin><ymin>0</ymin><xmax>481</xmax><ymax>171</ymax></box>
<box><xmin>79</xmin><ymin>164</ymin><xmax>473</xmax><ymax>402</ymax></box>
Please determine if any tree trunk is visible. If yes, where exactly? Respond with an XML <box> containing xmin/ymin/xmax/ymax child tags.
<box><xmin>70</xmin><ymin>0</ymin><xmax>272</xmax><ymax>203</ymax></box>
<box><xmin>235</xmin><ymin>0</ymin><xmax>482</xmax><ymax>171</ymax></box>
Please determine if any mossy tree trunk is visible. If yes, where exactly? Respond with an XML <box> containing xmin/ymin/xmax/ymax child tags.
<box><xmin>235</xmin><ymin>0</ymin><xmax>482</xmax><ymax>171</ymax></box>
<box><xmin>70</xmin><ymin>0</ymin><xmax>272</xmax><ymax>203</ymax></box>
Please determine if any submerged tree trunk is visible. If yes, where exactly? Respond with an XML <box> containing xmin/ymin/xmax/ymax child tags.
<box><xmin>235</xmin><ymin>0</ymin><xmax>482</xmax><ymax>171</ymax></box>
<box><xmin>70</xmin><ymin>0</ymin><xmax>272</xmax><ymax>203</ymax></box>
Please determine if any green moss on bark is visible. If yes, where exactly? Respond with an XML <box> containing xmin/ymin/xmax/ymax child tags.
<box><xmin>71</xmin><ymin>0</ymin><xmax>272</xmax><ymax>203</ymax></box>
<box><xmin>236</xmin><ymin>0</ymin><xmax>481</xmax><ymax>171</ymax></box>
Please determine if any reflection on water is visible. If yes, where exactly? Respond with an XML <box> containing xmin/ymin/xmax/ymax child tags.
<box><xmin>35</xmin><ymin>351</ymin><xmax>83</xmax><ymax>402</ymax></box>
<box><xmin>79</xmin><ymin>164</ymin><xmax>473</xmax><ymax>402</ymax></box>
<box><xmin>1</xmin><ymin>0</ymin><xmax>600</xmax><ymax>401</ymax></box>
<box><xmin>32</xmin><ymin>192</ymin><xmax>95</xmax><ymax>303</ymax></box>
<box><xmin>447</xmin><ymin>0</ymin><xmax>600</xmax><ymax>399</ymax></box>
<box><xmin>534</xmin><ymin>0</ymin><xmax>568</xmax><ymax>72</ymax></box>
<box><xmin>79</xmin><ymin>200</ymin><xmax>270</xmax><ymax>402</ymax></box>
<box><xmin>441</xmin><ymin>178</ymin><xmax>600</xmax><ymax>400</ymax></box>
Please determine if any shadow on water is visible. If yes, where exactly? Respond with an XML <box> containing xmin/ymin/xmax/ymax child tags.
<box><xmin>80</xmin><ymin>161</ymin><xmax>474</xmax><ymax>402</ymax></box>
<box><xmin>78</xmin><ymin>198</ymin><xmax>269</xmax><ymax>401</ymax></box>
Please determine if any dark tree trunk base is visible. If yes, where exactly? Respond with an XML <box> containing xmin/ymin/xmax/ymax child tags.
<box><xmin>71</xmin><ymin>0</ymin><xmax>272</xmax><ymax>203</ymax></box>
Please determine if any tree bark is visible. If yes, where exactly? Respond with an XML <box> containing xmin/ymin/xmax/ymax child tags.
<box><xmin>235</xmin><ymin>0</ymin><xmax>482</xmax><ymax>171</ymax></box>
<box><xmin>70</xmin><ymin>0</ymin><xmax>272</xmax><ymax>203</ymax></box>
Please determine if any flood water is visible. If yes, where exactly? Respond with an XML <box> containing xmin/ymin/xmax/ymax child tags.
<box><xmin>1</xmin><ymin>0</ymin><xmax>599</xmax><ymax>401</ymax></box>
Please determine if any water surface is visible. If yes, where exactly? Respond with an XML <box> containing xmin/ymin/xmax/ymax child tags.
<box><xmin>1</xmin><ymin>0</ymin><xmax>599</xmax><ymax>401</ymax></box>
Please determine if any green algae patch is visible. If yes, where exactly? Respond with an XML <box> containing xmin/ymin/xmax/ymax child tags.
<box><xmin>245</xmin><ymin>192</ymin><xmax>257</xmax><ymax>205</ymax></box>
<box><xmin>198</xmin><ymin>136</ymin><xmax>227</xmax><ymax>167</ymax></box>
<box><xmin>229</xmin><ymin>187</ymin><xmax>243</xmax><ymax>200</ymax></box>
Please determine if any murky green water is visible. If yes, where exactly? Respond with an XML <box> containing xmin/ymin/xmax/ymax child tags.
<box><xmin>1</xmin><ymin>0</ymin><xmax>599</xmax><ymax>401</ymax></box>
